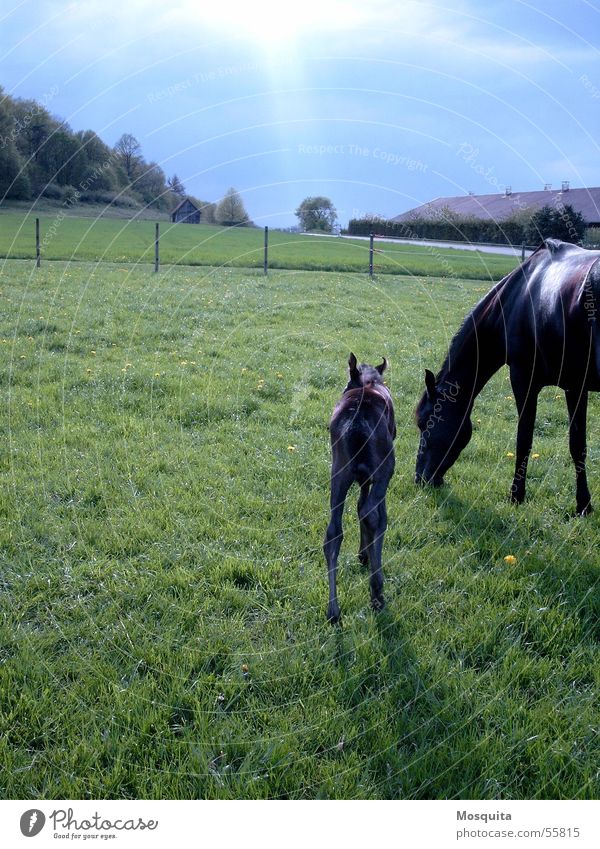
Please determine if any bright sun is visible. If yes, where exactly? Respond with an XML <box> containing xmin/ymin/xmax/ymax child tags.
<box><xmin>194</xmin><ymin>0</ymin><xmax>364</xmax><ymax>49</ymax></box>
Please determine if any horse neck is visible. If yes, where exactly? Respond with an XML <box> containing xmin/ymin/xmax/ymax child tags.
<box><xmin>438</xmin><ymin>288</ymin><xmax>507</xmax><ymax>409</ymax></box>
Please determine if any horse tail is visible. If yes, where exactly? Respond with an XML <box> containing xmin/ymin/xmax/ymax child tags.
<box><xmin>346</xmin><ymin>425</ymin><xmax>374</xmax><ymax>484</ymax></box>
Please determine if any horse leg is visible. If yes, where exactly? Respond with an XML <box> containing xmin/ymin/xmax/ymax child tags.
<box><xmin>357</xmin><ymin>482</ymin><xmax>371</xmax><ymax>566</ymax></box>
<box><xmin>359</xmin><ymin>476</ymin><xmax>391</xmax><ymax>612</ymax></box>
<box><xmin>565</xmin><ymin>388</ymin><xmax>593</xmax><ymax>515</ymax></box>
<box><xmin>510</xmin><ymin>374</ymin><xmax>539</xmax><ymax>504</ymax></box>
<box><xmin>324</xmin><ymin>469</ymin><xmax>352</xmax><ymax>623</ymax></box>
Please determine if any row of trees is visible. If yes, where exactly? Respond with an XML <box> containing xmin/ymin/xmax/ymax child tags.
<box><xmin>0</xmin><ymin>87</ymin><xmax>173</xmax><ymax>209</ymax></box>
<box><xmin>0</xmin><ymin>86</ymin><xmax>251</xmax><ymax>223</ymax></box>
<box><xmin>346</xmin><ymin>204</ymin><xmax>587</xmax><ymax>246</ymax></box>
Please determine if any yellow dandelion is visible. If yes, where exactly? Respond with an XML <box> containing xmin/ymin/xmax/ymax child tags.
<box><xmin>86</xmin><ymin>368</ymin><xmax>92</xmax><ymax>374</ymax></box>
<box><xmin>155</xmin><ymin>372</ymin><xmax>161</xmax><ymax>377</ymax></box>
<box><xmin>287</xmin><ymin>445</ymin><xmax>296</xmax><ymax>452</ymax></box>
<box><xmin>241</xmin><ymin>663</ymin><xmax>249</xmax><ymax>674</ymax></box>
<box><xmin>532</xmin><ymin>453</ymin><xmax>540</xmax><ymax>459</ymax></box>
<box><xmin>276</xmin><ymin>372</ymin><xmax>284</xmax><ymax>378</ymax></box>
<box><xmin>506</xmin><ymin>452</ymin><xmax>514</xmax><ymax>458</ymax></box>
<box><xmin>503</xmin><ymin>555</ymin><xmax>517</xmax><ymax>565</ymax></box>
<box><xmin>90</xmin><ymin>350</ymin><xmax>96</xmax><ymax>355</ymax></box>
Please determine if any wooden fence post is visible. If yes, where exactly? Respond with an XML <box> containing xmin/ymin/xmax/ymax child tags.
<box><xmin>154</xmin><ymin>223</ymin><xmax>159</xmax><ymax>273</ymax></box>
<box><xmin>36</xmin><ymin>218</ymin><xmax>41</xmax><ymax>268</ymax></box>
<box><xmin>264</xmin><ymin>226</ymin><xmax>269</xmax><ymax>276</ymax></box>
<box><xmin>521</xmin><ymin>242</ymin><xmax>526</xmax><ymax>263</ymax></box>
<box><xmin>369</xmin><ymin>232</ymin><xmax>374</xmax><ymax>277</ymax></box>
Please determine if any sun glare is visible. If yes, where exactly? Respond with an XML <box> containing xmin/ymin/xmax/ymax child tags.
<box><xmin>196</xmin><ymin>0</ymin><xmax>364</xmax><ymax>49</ymax></box>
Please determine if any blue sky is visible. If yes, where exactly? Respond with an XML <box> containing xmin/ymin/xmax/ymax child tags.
<box><xmin>1</xmin><ymin>0</ymin><xmax>599</xmax><ymax>227</ymax></box>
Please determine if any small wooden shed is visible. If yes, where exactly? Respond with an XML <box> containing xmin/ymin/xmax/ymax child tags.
<box><xmin>171</xmin><ymin>197</ymin><xmax>201</xmax><ymax>224</ymax></box>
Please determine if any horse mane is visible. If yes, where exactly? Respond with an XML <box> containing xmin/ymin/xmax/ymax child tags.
<box><xmin>435</xmin><ymin>248</ymin><xmax>546</xmax><ymax>383</ymax></box>
<box><xmin>414</xmin><ymin>247</ymin><xmax>552</xmax><ymax>424</ymax></box>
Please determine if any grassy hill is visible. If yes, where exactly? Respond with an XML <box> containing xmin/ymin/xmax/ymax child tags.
<box><xmin>0</xmin><ymin>208</ymin><xmax>518</xmax><ymax>279</ymax></box>
<box><xmin>0</xmin><ymin>198</ymin><xmax>170</xmax><ymax>221</ymax></box>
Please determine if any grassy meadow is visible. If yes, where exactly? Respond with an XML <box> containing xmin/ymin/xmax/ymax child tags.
<box><xmin>0</xmin><ymin>209</ymin><xmax>519</xmax><ymax>280</ymax></box>
<box><xmin>0</xmin><ymin>257</ymin><xmax>599</xmax><ymax>799</ymax></box>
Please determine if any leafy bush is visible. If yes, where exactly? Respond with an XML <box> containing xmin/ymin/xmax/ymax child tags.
<box><xmin>526</xmin><ymin>204</ymin><xmax>586</xmax><ymax>245</ymax></box>
<box><xmin>41</xmin><ymin>182</ymin><xmax>66</xmax><ymax>200</ymax></box>
<box><xmin>583</xmin><ymin>227</ymin><xmax>600</xmax><ymax>248</ymax></box>
<box><xmin>347</xmin><ymin>204</ymin><xmax>588</xmax><ymax>247</ymax></box>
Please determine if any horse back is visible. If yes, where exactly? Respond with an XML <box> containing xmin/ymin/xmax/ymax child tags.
<box><xmin>514</xmin><ymin>242</ymin><xmax>600</xmax><ymax>389</ymax></box>
<box><xmin>330</xmin><ymin>388</ymin><xmax>395</xmax><ymax>481</ymax></box>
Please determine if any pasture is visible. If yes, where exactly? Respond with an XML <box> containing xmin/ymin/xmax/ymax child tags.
<box><xmin>0</xmin><ymin>258</ymin><xmax>599</xmax><ymax>799</ymax></box>
<box><xmin>0</xmin><ymin>210</ymin><xmax>519</xmax><ymax>279</ymax></box>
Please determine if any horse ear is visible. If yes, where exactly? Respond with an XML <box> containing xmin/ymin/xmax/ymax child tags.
<box><xmin>348</xmin><ymin>352</ymin><xmax>360</xmax><ymax>380</ymax></box>
<box><xmin>425</xmin><ymin>369</ymin><xmax>436</xmax><ymax>399</ymax></box>
<box><xmin>375</xmin><ymin>357</ymin><xmax>387</xmax><ymax>375</ymax></box>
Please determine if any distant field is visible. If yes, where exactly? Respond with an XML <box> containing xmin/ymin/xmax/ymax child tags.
<box><xmin>1</xmin><ymin>259</ymin><xmax>598</xmax><ymax>799</ymax></box>
<box><xmin>0</xmin><ymin>209</ymin><xmax>518</xmax><ymax>279</ymax></box>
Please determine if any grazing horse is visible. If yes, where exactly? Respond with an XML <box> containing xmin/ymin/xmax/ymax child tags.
<box><xmin>324</xmin><ymin>353</ymin><xmax>396</xmax><ymax>623</ymax></box>
<box><xmin>415</xmin><ymin>239</ymin><xmax>600</xmax><ymax>515</ymax></box>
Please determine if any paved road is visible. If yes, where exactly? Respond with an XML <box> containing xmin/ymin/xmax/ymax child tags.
<box><xmin>340</xmin><ymin>234</ymin><xmax>533</xmax><ymax>258</ymax></box>
<box><xmin>299</xmin><ymin>231</ymin><xmax>532</xmax><ymax>258</ymax></box>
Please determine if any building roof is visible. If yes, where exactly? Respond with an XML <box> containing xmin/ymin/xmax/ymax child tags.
<box><xmin>171</xmin><ymin>196</ymin><xmax>200</xmax><ymax>214</ymax></box>
<box><xmin>393</xmin><ymin>186</ymin><xmax>600</xmax><ymax>225</ymax></box>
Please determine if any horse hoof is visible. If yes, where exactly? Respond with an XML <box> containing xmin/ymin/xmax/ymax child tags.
<box><xmin>577</xmin><ymin>502</ymin><xmax>593</xmax><ymax>517</ymax></box>
<box><xmin>510</xmin><ymin>491</ymin><xmax>524</xmax><ymax>505</ymax></box>
<box><xmin>371</xmin><ymin>595</ymin><xmax>385</xmax><ymax>613</ymax></box>
<box><xmin>327</xmin><ymin>603</ymin><xmax>341</xmax><ymax>624</ymax></box>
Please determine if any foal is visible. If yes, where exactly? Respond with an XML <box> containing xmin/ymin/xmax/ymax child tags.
<box><xmin>324</xmin><ymin>353</ymin><xmax>396</xmax><ymax>623</ymax></box>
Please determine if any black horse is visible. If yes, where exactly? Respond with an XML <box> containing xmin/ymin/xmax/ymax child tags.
<box><xmin>324</xmin><ymin>353</ymin><xmax>396</xmax><ymax>623</ymax></box>
<box><xmin>415</xmin><ymin>239</ymin><xmax>600</xmax><ymax>515</ymax></box>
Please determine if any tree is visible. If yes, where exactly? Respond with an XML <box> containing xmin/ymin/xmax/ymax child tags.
<box><xmin>0</xmin><ymin>143</ymin><xmax>30</xmax><ymax>199</ymax></box>
<box><xmin>168</xmin><ymin>174</ymin><xmax>186</xmax><ymax>197</ymax></box>
<box><xmin>215</xmin><ymin>187</ymin><xmax>249</xmax><ymax>226</ymax></box>
<box><xmin>295</xmin><ymin>196</ymin><xmax>337</xmax><ymax>232</ymax></box>
<box><xmin>135</xmin><ymin>162</ymin><xmax>170</xmax><ymax>209</ymax></box>
<box><xmin>76</xmin><ymin>130</ymin><xmax>118</xmax><ymax>192</ymax></box>
<box><xmin>114</xmin><ymin>133</ymin><xmax>142</xmax><ymax>181</ymax></box>
<box><xmin>0</xmin><ymin>94</ymin><xmax>30</xmax><ymax>198</ymax></box>
<box><xmin>37</xmin><ymin>129</ymin><xmax>83</xmax><ymax>187</ymax></box>
<box><xmin>526</xmin><ymin>203</ymin><xmax>586</xmax><ymax>245</ymax></box>
<box><xmin>189</xmin><ymin>198</ymin><xmax>216</xmax><ymax>223</ymax></box>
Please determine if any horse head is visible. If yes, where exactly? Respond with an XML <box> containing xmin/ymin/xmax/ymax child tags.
<box><xmin>415</xmin><ymin>369</ymin><xmax>473</xmax><ymax>486</ymax></box>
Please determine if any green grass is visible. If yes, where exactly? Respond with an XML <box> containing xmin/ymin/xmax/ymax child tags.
<box><xmin>0</xmin><ymin>209</ymin><xmax>518</xmax><ymax>279</ymax></box>
<box><xmin>0</xmin><ymin>260</ymin><xmax>598</xmax><ymax>799</ymax></box>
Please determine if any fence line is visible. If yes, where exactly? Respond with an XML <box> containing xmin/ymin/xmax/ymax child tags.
<box><xmin>27</xmin><ymin>217</ymin><xmax>525</xmax><ymax>277</ymax></box>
